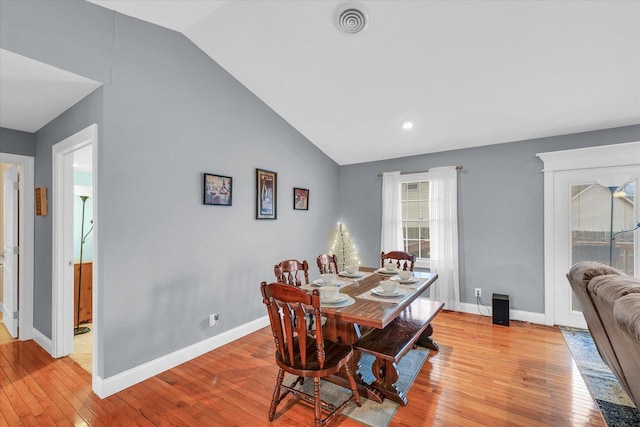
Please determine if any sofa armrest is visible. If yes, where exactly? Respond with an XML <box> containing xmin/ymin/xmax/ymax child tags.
<box><xmin>614</xmin><ymin>294</ymin><xmax>640</xmax><ymax>345</ymax></box>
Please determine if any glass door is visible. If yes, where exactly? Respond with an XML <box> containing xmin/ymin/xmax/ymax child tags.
<box><xmin>554</xmin><ymin>166</ymin><xmax>638</xmax><ymax>327</ymax></box>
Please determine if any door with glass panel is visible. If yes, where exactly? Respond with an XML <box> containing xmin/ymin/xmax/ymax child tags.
<box><xmin>554</xmin><ymin>166</ymin><xmax>638</xmax><ymax>328</ymax></box>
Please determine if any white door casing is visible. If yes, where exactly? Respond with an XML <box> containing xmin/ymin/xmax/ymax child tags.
<box><xmin>2</xmin><ymin>165</ymin><xmax>18</xmax><ymax>337</ymax></box>
<box><xmin>537</xmin><ymin>141</ymin><xmax>640</xmax><ymax>327</ymax></box>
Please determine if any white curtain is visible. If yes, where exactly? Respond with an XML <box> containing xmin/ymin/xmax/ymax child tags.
<box><xmin>380</xmin><ymin>171</ymin><xmax>403</xmax><ymax>254</ymax></box>
<box><xmin>428</xmin><ymin>166</ymin><xmax>460</xmax><ymax>311</ymax></box>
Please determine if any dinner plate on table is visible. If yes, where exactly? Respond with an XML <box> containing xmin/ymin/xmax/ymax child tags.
<box><xmin>320</xmin><ymin>294</ymin><xmax>350</xmax><ymax>304</ymax></box>
<box><xmin>338</xmin><ymin>271</ymin><xmax>364</xmax><ymax>278</ymax></box>
<box><xmin>390</xmin><ymin>276</ymin><xmax>419</xmax><ymax>284</ymax></box>
<box><xmin>371</xmin><ymin>287</ymin><xmax>407</xmax><ymax>298</ymax></box>
<box><xmin>375</xmin><ymin>268</ymin><xmax>397</xmax><ymax>275</ymax></box>
<box><xmin>312</xmin><ymin>279</ymin><xmax>344</xmax><ymax>287</ymax></box>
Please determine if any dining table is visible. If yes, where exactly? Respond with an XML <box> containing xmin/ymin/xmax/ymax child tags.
<box><xmin>303</xmin><ymin>266</ymin><xmax>440</xmax><ymax>405</ymax></box>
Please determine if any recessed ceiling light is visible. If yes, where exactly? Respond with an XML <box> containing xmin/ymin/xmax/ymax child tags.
<box><xmin>401</xmin><ymin>120</ymin><xmax>415</xmax><ymax>130</ymax></box>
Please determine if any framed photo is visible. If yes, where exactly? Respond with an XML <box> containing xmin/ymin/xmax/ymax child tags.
<box><xmin>256</xmin><ymin>168</ymin><xmax>277</xmax><ymax>219</ymax></box>
<box><xmin>293</xmin><ymin>187</ymin><xmax>309</xmax><ymax>210</ymax></box>
<box><xmin>203</xmin><ymin>173</ymin><xmax>232</xmax><ymax>206</ymax></box>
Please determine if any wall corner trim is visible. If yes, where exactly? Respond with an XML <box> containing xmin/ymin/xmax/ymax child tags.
<box><xmin>32</xmin><ymin>328</ymin><xmax>54</xmax><ymax>355</ymax></box>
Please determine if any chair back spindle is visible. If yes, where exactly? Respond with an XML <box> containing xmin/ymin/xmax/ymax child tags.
<box><xmin>274</xmin><ymin>259</ymin><xmax>310</xmax><ymax>286</ymax></box>
<box><xmin>316</xmin><ymin>254</ymin><xmax>339</xmax><ymax>274</ymax></box>
<box><xmin>261</xmin><ymin>282</ymin><xmax>324</xmax><ymax>368</ymax></box>
<box><xmin>381</xmin><ymin>251</ymin><xmax>416</xmax><ymax>271</ymax></box>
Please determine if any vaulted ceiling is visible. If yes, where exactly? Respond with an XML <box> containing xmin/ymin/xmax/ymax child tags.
<box><xmin>2</xmin><ymin>1</ymin><xmax>639</xmax><ymax>165</ymax></box>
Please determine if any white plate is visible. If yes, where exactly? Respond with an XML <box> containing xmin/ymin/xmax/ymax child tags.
<box><xmin>376</xmin><ymin>268</ymin><xmax>397</xmax><ymax>275</ymax></box>
<box><xmin>339</xmin><ymin>271</ymin><xmax>364</xmax><ymax>278</ymax></box>
<box><xmin>321</xmin><ymin>293</ymin><xmax>349</xmax><ymax>304</ymax></box>
<box><xmin>390</xmin><ymin>276</ymin><xmax>418</xmax><ymax>284</ymax></box>
<box><xmin>321</xmin><ymin>296</ymin><xmax>356</xmax><ymax>307</ymax></box>
<box><xmin>371</xmin><ymin>287</ymin><xmax>406</xmax><ymax>298</ymax></box>
<box><xmin>312</xmin><ymin>279</ymin><xmax>342</xmax><ymax>287</ymax></box>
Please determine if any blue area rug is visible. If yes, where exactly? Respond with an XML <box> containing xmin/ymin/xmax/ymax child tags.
<box><xmin>560</xmin><ymin>327</ymin><xmax>640</xmax><ymax>426</ymax></box>
<box><xmin>291</xmin><ymin>347</ymin><xmax>429</xmax><ymax>426</ymax></box>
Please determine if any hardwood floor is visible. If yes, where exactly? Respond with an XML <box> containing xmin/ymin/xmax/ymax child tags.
<box><xmin>0</xmin><ymin>312</ymin><xmax>18</xmax><ymax>345</ymax></box>
<box><xmin>0</xmin><ymin>310</ymin><xmax>605</xmax><ymax>426</ymax></box>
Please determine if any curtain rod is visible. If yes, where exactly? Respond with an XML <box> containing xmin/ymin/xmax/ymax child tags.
<box><xmin>377</xmin><ymin>165</ymin><xmax>463</xmax><ymax>177</ymax></box>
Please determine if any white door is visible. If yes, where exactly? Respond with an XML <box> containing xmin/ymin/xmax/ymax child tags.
<box><xmin>553</xmin><ymin>166</ymin><xmax>639</xmax><ymax>328</ymax></box>
<box><xmin>3</xmin><ymin>165</ymin><xmax>19</xmax><ymax>337</ymax></box>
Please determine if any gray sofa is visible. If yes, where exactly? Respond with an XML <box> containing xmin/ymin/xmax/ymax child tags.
<box><xmin>566</xmin><ymin>261</ymin><xmax>640</xmax><ymax>408</ymax></box>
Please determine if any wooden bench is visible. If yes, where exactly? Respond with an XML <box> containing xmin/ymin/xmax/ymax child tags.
<box><xmin>352</xmin><ymin>297</ymin><xmax>444</xmax><ymax>404</ymax></box>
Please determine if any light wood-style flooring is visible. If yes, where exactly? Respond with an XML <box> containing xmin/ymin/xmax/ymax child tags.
<box><xmin>0</xmin><ymin>310</ymin><xmax>605</xmax><ymax>426</ymax></box>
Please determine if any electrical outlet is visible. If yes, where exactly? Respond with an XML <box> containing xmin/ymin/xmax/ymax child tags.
<box><xmin>475</xmin><ymin>288</ymin><xmax>482</xmax><ymax>298</ymax></box>
<box><xmin>209</xmin><ymin>313</ymin><xmax>219</xmax><ymax>327</ymax></box>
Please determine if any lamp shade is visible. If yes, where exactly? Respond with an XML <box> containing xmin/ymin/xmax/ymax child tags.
<box><xmin>597</xmin><ymin>175</ymin><xmax>630</xmax><ymax>188</ymax></box>
<box><xmin>74</xmin><ymin>185</ymin><xmax>93</xmax><ymax>198</ymax></box>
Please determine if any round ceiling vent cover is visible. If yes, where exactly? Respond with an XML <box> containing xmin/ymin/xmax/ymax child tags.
<box><xmin>337</xmin><ymin>7</ymin><xmax>367</xmax><ymax>34</ymax></box>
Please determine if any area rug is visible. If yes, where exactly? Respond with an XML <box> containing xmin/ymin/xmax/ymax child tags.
<box><xmin>560</xmin><ymin>327</ymin><xmax>640</xmax><ymax>426</ymax></box>
<box><xmin>291</xmin><ymin>347</ymin><xmax>429</xmax><ymax>426</ymax></box>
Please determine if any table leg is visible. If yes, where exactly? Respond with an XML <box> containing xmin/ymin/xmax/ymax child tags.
<box><xmin>416</xmin><ymin>323</ymin><xmax>439</xmax><ymax>351</ymax></box>
<box><xmin>324</xmin><ymin>318</ymin><xmax>384</xmax><ymax>403</ymax></box>
<box><xmin>369</xmin><ymin>358</ymin><xmax>407</xmax><ymax>405</ymax></box>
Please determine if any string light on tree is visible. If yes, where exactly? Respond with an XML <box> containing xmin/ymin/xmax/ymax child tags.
<box><xmin>330</xmin><ymin>223</ymin><xmax>360</xmax><ymax>271</ymax></box>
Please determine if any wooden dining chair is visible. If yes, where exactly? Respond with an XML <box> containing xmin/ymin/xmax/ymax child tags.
<box><xmin>274</xmin><ymin>259</ymin><xmax>310</xmax><ymax>286</ymax></box>
<box><xmin>381</xmin><ymin>251</ymin><xmax>416</xmax><ymax>271</ymax></box>
<box><xmin>316</xmin><ymin>254</ymin><xmax>339</xmax><ymax>275</ymax></box>
<box><xmin>260</xmin><ymin>282</ymin><xmax>361</xmax><ymax>425</ymax></box>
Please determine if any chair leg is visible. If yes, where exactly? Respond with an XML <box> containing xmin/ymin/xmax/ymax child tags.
<box><xmin>313</xmin><ymin>377</ymin><xmax>322</xmax><ymax>426</ymax></box>
<box><xmin>269</xmin><ymin>368</ymin><xmax>285</xmax><ymax>421</ymax></box>
<box><xmin>343</xmin><ymin>363</ymin><xmax>362</xmax><ymax>407</ymax></box>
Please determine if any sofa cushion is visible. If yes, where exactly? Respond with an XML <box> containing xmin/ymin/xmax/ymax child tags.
<box><xmin>614</xmin><ymin>294</ymin><xmax>640</xmax><ymax>345</ymax></box>
<box><xmin>588</xmin><ymin>274</ymin><xmax>640</xmax><ymax>306</ymax></box>
<box><xmin>568</xmin><ymin>261</ymin><xmax>625</xmax><ymax>287</ymax></box>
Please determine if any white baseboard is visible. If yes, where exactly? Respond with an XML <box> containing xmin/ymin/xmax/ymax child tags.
<box><xmin>32</xmin><ymin>327</ymin><xmax>54</xmax><ymax>355</ymax></box>
<box><xmin>80</xmin><ymin>301</ymin><xmax>543</xmax><ymax>399</ymax></box>
<box><xmin>90</xmin><ymin>304</ymin><xmax>545</xmax><ymax>399</ymax></box>
<box><xmin>94</xmin><ymin>315</ymin><xmax>270</xmax><ymax>398</ymax></box>
<box><xmin>458</xmin><ymin>301</ymin><xmax>546</xmax><ymax>325</ymax></box>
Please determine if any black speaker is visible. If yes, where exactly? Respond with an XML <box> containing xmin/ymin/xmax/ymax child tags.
<box><xmin>492</xmin><ymin>293</ymin><xmax>509</xmax><ymax>326</ymax></box>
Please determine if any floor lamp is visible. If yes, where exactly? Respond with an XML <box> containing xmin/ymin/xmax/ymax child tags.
<box><xmin>74</xmin><ymin>194</ymin><xmax>93</xmax><ymax>336</ymax></box>
<box><xmin>607</xmin><ymin>186</ymin><xmax>617</xmax><ymax>266</ymax></box>
<box><xmin>598</xmin><ymin>176</ymin><xmax>629</xmax><ymax>267</ymax></box>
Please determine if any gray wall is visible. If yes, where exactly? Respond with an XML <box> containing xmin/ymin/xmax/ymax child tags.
<box><xmin>338</xmin><ymin>125</ymin><xmax>640</xmax><ymax>313</ymax></box>
<box><xmin>0</xmin><ymin>128</ymin><xmax>36</xmax><ymax>156</ymax></box>
<box><xmin>2</xmin><ymin>1</ymin><xmax>339</xmax><ymax>378</ymax></box>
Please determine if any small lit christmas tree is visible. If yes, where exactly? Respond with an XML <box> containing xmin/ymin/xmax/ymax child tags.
<box><xmin>330</xmin><ymin>223</ymin><xmax>360</xmax><ymax>271</ymax></box>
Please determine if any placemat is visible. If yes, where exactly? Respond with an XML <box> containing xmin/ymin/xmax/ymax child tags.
<box><xmin>357</xmin><ymin>286</ymin><xmax>417</xmax><ymax>304</ymax></box>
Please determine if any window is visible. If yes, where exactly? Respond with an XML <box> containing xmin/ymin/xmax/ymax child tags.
<box><xmin>401</xmin><ymin>179</ymin><xmax>430</xmax><ymax>266</ymax></box>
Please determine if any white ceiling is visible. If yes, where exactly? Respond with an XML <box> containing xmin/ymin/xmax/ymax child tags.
<box><xmin>0</xmin><ymin>49</ymin><xmax>102</xmax><ymax>133</ymax></box>
<box><xmin>2</xmin><ymin>1</ymin><xmax>639</xmax><ymax>166</ymax></box>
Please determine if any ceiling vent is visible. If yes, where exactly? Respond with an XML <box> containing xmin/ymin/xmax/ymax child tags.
<box><xmin>336</xmin><ymin>6</ymin><xmax>368</xmax><ymax>34</ymax></box>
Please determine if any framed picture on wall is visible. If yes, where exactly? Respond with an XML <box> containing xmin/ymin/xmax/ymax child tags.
<box><xmin>203</xmin><ymin>173</ymin><xmax>232</xmax><ymax>206</ymax></box>
<box><xmin>256</xmin><ymin>168</ymin><xmax>277</xmax><ymax>219</ymax></box>
<box><xmin>293</xmin><ymin>187</ymin><xmax>309</xmax><ymax>210</ymax></box>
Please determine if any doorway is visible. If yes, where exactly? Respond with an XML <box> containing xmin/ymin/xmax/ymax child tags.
<box><xmin>69</xmin><ymin>144</ymin><xmax>94</xmax><ymax>373</ymax></box>
<box><xmin>538</xmin><ymin>142</ymin><xmax>640</xmax><ymax>328</ymax></box>
<box><xmin>1</xmin><ymin>163</ymin><xmax>19</xmax><ymax>341</ymax></box>
<box><xmin>0</xmin><ymin>153</ymin><xmax>34</xmax><ymax>344</ymax></box>
<box><xmin>52</xmin><ymin>124</ymin><xmax>98</xmax><ymax>383</ymax></box>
